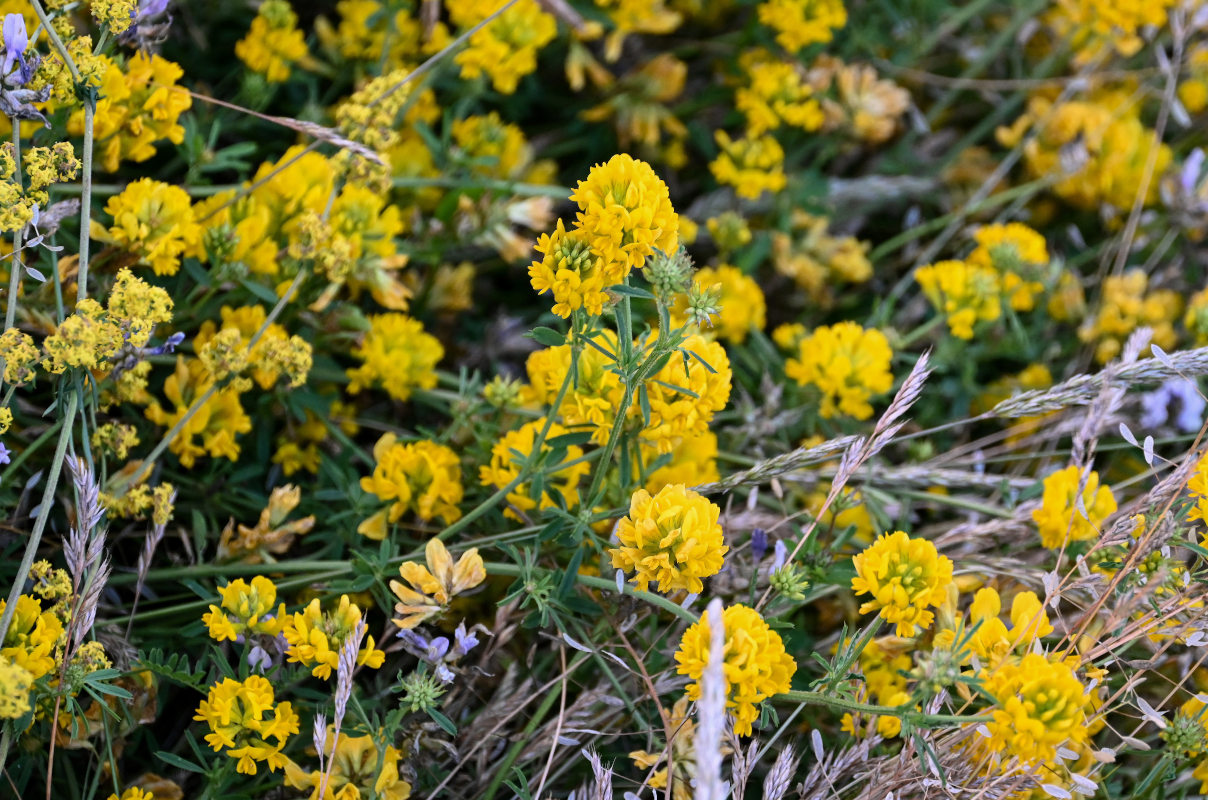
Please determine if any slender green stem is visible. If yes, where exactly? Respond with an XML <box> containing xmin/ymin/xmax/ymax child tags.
<box><xmin>76</xmin><ymin>104</ymin><xmax>94</xmax><ymax>303</ymax></box>
<box><xmin>486</xmin><ymin>562</ymin><xmax>698</xmax><ymax>624</ymax></box>
<box><xmin>778</xmin><ymin>690</ymin><xmax>989</xmax><ymax>726</ymax></box>
<box><xmin>0</xmin><ymin>390</ymin><xmax>77</xmax><ymax>651</ymax></box>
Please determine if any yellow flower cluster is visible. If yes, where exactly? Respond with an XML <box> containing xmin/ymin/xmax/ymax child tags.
<box><xmin>194</xmin><ymin>675</ymin><xmax>299</xmax><ymax>775</ymax></box>
<box><xmin>358</xmin><ymin>434</ymin><xmax>464</xmax><ymax>539</ymax></box>
<box><xmin>41</xmin><ymin>299</ymin><xmax>125</xmax><ymax>375</ymax></box>
<box><xmin>675</xmin><ymin>604</ymin><xmax>796</xmax><ymax>736</ymax></box>
<box><xmin>203</xmin><ymin>577</ymin><xmax>286</xmax><ymax>642</ymax></box>
<box><xmin>968</xmin><ymin>222</ymin><xmax>1049</xmax><ymax>312</ymax></box>
<box><xmin>1078</xmin><ymin>269</ymin><xmax>1182</xmax><ymax>364</ymax></box>
<box><xmin>282</xmin><ymin>595</ymin><xmax>386</xmax><ymax>680</ymax></box>
<box><xmin>100</xmin><ymin>179</ymin><xmax>203</xmax><ymax>276</ymax></box>
<box><xmin>915</xmin><ymin>260</ymin><xmax>1002</xmax><ymax>340</ymax></box>
<box><xmin>736</xmin><ymin>59</ymin><xmax>824</xmax><ymax>136</ymax></box>
<box><xmin>639</xmin><ymin>333</ymin><xmax>732</xmax><ymax>454</ymax></box>
<box><xmin>0</xmin><ymin>141</ymin><xmax>79</xmax><ymax>233</ymax></box>
<box><xmin>757</xmin><ymin>0</ymin><xmax>847</xmax><ymax>52</ymax></box>
<box><xmin>997</xmin><ymin>90</ymin><xmax>1172</xmax><ymax>212</ymax></box>
<box><xmin>445</xmin><ymin>0</ymin><xmax>557</xmax><ymax>94</ymax></box>
<box><xmin>934</xmin><ymin>586</ymin><xmax>1053</xmax><ymax>665</ymax></box>
<box><xmin>610</xmin><ymin>484</ymin><xmax>728</xmax><ymax>594</ymax></box>
<box><xmin>671</xmin><ymin>265</ymin><xmax>766</xmax><ymax>344</ymax></box>
<box><xmin>524</xmin><ymin>332</ymin><xmax>622</xmax><ymax>443</ymax></box>
<box><xmin>771</xmin><ymin>211</ymin><xmax>872</xmax><ymax>305</ymax></box>
<box><xmin>710</xmin><ymin>131</ymin><xmax>786</xmax><ymax>199</ymax></box>
<box><xmin>851</xmin><ymin>531</ymin><xmax>954</xmax><ymax>636</ymax></box>
<box><xmin>1048</xmin><ymin>0</ymin><xmax>1176</xmax><ymax>59</ymax></box>
<box><xmin>235</xmin><ymin>0</ymin><xmax>309</xmax><ymax>83</ymax></box>
<box><xmin>1032</xmin><ymin>464</ymin><xmax>1117</xmax><ymax>550</ymax></box>
<box><xmin>91</xmin><ymin>0</ymin><xmax>137</xmax><ymax>34</ymax></box>
<box><xmin>479</xmin><ymin>418</ymin><xmax>591</xmax><ymax>519</ymax></box>
<box><xmin>145</xmin><ymin>357</ymin><xmax>252</xmax><ymax>467</ymax></box>
<box><xmin>284</xmin><ymin>730</ymin><xmax>412</xmax><ymax>800</ymax></box>
<box><xmin>74</xmin><ymin>53</ymin><xmax>193</xmax><ymax>172</ymax></box>
<box><xmin>0</xmin><ymin>654</ymin><xmax>31</xmax><ymax>720</ymax></box>
<box><xmin>1188</xmin><ymin>453</ymin><xmax>1208</xmax><ymax>527</ymax></box>
<box><xmin>980</xmin><ymin>653</ymin><xmax>1091</xmax><ymax>766</ymax></box>
<box><xmin>346</xmin><ymin>314</ymin><xmax>443</xmax><ymax>402</ymax></box>
<box><xmin>390</xmin><ymin>539</ymin><xmax>487</xmax><ymax>629</ymax></box>
<box><xmin>0</xmin><ymin>327</ymin><xmax>38</xmax><ymax>385</ymax></box>
<box><xmin>785</xmin><ymin>322</ymin><xmax>893</xmax><ymax>420</ymax></box>
<box><xmin>1</xmin><ymin>594</ymin><xmax>64</xmax><ymax>679</ymax></box>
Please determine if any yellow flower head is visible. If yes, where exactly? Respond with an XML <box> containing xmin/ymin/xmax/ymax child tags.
<box><xmin>447</xmin><ymin>0</ymin><xmax>557</xmax><ymax>94</ymax></box>
<box><xmin>675</xmin><ymin>604</ymin><xmax>796</xmax><ymax>736</ymax></box>
<box><xmin>524</xmin><ymin>330</ymin><xmax>623</xmax><ymax>444</ymax></box>
<box><xmin>1078</xmin><ymin>269</ymin><xmax>1181</xmax><ymax>364</ymax></box>
<box><xmin>710</xmin><ymin>131</ymin><xmax>786</xmax><ymax>200</ymax></box>
<box><xmin>107</xmin><ymin>268</ymin><xmax>174</xmax><ymax>348</ymax></box>
<box><xmin>967</xmin><ymin>223</ymin><xmax>1048</xmax><ymax>312</ymax></box>
<box><xmin>479</xmin><ymin>418</ymin><xmax>591</xmax><ymax>519</ymax></box>
<box><xmin>851</xmin><ymin>531</ymin><xmax>954</xmax><ymax>637</ymax></box>
<box><xmin>0</xmin><ymin>654</ymin><xmax>32</xmax><ymax>720</ymax></box>
<box><xmin>282</xmin><ymin>595</ymin><xmax>386</xmax><ymax>680</ymax></box>
<box><xmin>284</xmin><ymin>730</ymin><xmax>412</xmax><ymax>800</ymax></box>
<box><xmin>194</xmin><ymin>675</ymin><xmax>300</xmax><ymax>775</ymax></box>
<box><xmin>914</xmin><ymin>259</ymin><xmax>1002</xmax><ymax>340</ymax></box>
<box><xmin>203</xmin><ymin>577</ymin><xmax>287</xmax><ymax>642</ymax></box>
<box><xmin>637</xmin><ymin>333</ymin><xmax>732</xmax><ymax>454</ymax></box>
<box><xmin>390</xmin><ymin>538</ymin><xmax>487</xmax><ymax>629</ymax></box>
<box><xmin>610</xmin><ymin>484</ymin><xmax>728</xmax><ymax>594</ymax></box>
<box><xmin>145</xmin><ymin>357</ymin><xmax>252</xmax><ymax>468</ymax></box>
<box><xmin>529</xmin><ymin>219</ymin><xmax>610</xmax><ymax>318</ymax></box>
<box><xmin>571</xmin><ymin>154</ymin><xmax>679</xmax><ymax>283</ymax></box>
<box><xmin>981</xmin><ymin>653</ymin><xmax>1090</xmax><ymax>766</ymax></box>
<box><xmin>785</xmin><ymin>322</ymin><xmax>893</xmax><ymax>420</ymax></box>
<box><xmin>235</xmin><ymin>0</ymin><xmax>309</xmax><ymax>83</ymax></box>
<box><xmin>359</xmin><ymin>435</ymin><xmax>464</xmax><ymax>539</ymax></box>
<box><xmin>736</xmin><ymin>59</ymin><xmax>824</xmax><ymax>136</ymax></box>
<box><xmin>99</xmin><ymin>178</ymin><xmax>203</xmax><ymax>276</ymax></box>
<box><xmin>671</xmin><ymin>265</ymin><xmax>766</xmax><ymax>344</ymax></box>
<box><xmin>347</xmin><ymin>314</ymin><xmax>443</xmax><ymax>402</ymax></box>
<box><xmin>756</xmin><ymin>0</ymin><xmax>846</xmax><ymax>51</ymax></box>
<box><xmin>0</xmin><ymin>327</ymin><xmax>39</xmax><ymax>385</ymax></box>
<box><xmin>41</xmin><ymin>299</ymin><xmax>125</xmax><ymax>375</ymax></box>
<box><xmin>1032</xmin><ymin>465</ymin><xmax>1117</xmax><ymax>550</ymax></box>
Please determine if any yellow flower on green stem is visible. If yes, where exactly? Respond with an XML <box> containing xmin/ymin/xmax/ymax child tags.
<box><xmin>710</xmin><ymin>131</ymin><xmax>786</xmax><ymax>200</ymax></box>
<box><xmin>358</xmin><ymin>435</ymin><xmax>464</xmax><ymax>539</ymax></box>
<box><xmin>478</xmin><ymin>418</ymin><xmax>591</xmax><ymax>520</ymax></box>
<box><xmin>194</xmin><ymin>675</ymin><xmax>299</xmax><ymax>775</ymax></box>
<box><xmin>980</xmin><ymin>653</ymin><xmax>1090</xmax><ymax>767</ymax></box>
<box><xmin>235</xmin><ymin>0</ymin><xmax>309</xmax><ymax>83</ymax></box>
<box><xmin>1032</xmin><ymin>464</ymin><xmax>1116</xmax><ymax>550</ymax></box>
<box><xmin>144</xmin><ymin>357</ymin><xmax>252</xmax><ymax>468</ymax></box>
<box><xmin>785</xmin><ymin>322</ymin><xmax>892</xmax><ymax>420</ymax></box>
<box><xmin>284</xmin><ymin>730</ymin><xmax>412</xmax><ymax>800</ymax></box>
<box><xmin>915</xmin><ymin>259</ymin><xmax>1002</xmax><ymax>340</ymax></box>
<box><xmin>203</xmin><ymin>576</ymin><xmax>286</xmax><ymax>642</ymax></box>
<box><xmin>346</xmin><ymin>314</ymin><xmax>443</xmax><ymax>402</ymax></box>
<box><xmin>282</xmin><ymin>595</ymin><xmax>385</xmax><ymax>680</ymax></box>
<box><xmin>756</xmin><ymin>0</ymin><xmax>846</xmax><ymax>52</ymax></box>
<box><xmin>98</xmin><ymin>178</ymin><xmax>203</xmax><ymax>277</ymax></box>
<box><xmin>609</xmin><ymin>483</ymin><xmax>728</xmax><ymax>594</ymax></box>
<box><xmin>390</xmin><ymin>539</ymin><xmax>487</xmax><ymax>630</ymax></box>
<box><xmin>851</xmin><ymin>531</ymin><xmax>953</xmax><ymax>637</ymax></box>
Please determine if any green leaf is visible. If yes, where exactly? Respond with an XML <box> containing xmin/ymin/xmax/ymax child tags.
<box><xmin>546</xmin><ymin>432</ymin><xmax>594</xmax><ymax>449</ymax></box>
<box><xmin>609</xmin><ymin>284</ymin><xmax>656</xmax><ymax>300</ymax></box>
<box><xmin>526</xmin><ymin>327</ymin><xmax>565</xmax><ymax>347</ymax></box>
<box><xmin>156</xmin><ymin>750</ymin><xmax>207</xmax><ymax>774</ymax></box>
<box><xmin>239</xmin><ymin>278</ymin><xmax>279</xmax><ymax>305</ymax></box>
<box><xmin>427</xmin><ymin>707</ymin><xmax>458</xmax><ymax>736</ymax></box>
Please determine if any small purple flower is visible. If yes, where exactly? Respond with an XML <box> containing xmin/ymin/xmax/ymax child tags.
<box><xmin>750</xmin><ymin>528</ymin><xmax>767</xmax><ymax>562</ymax></box>
<box><xmin>248</xmin><ymin>645</ymin><xmax>273</xmax><ymax>672</ymax></box>
<box><xmin>452</xmin><ymin>623</ymin><xmax>479</xmax><ymax>658</ymax></box>
<box><xmin>2</xmin><ymin>14</ymin><xmax>32</xmax><ymax>85</ymax></box>
<box><xmin>138</xmin><ymin>0</ymin><xmax>170</xmax><ymax>19</ymax></box>
<box><xmin>148</xmin><ymin>331</ymin><xmax>186</xmax><ymax>356</ymax></box>
<box><xmin>435</xmin><ymin>663</ymin><xmax>455</xmax><ymax>684</ymax></box>
<box><xmin>0</xmin><ymin>442</ymin><xmax>9</xmax><ymax>465</ymax></box>
<box><xmin>1140</xmin><ymin>378</ymin><xmax>1206</xmax><ymax>433</ymax></box>
<box><xmin>770</xmin><ymin>540</ymin><xmax>788</xmax><ymax>572</ymax></box>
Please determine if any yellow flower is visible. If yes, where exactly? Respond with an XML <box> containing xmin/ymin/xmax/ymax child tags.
<box><xmin>628</xmin><ymin>697</ymin><xmax>726</xmax><ymax>800</ymax></box>
<box><xmin>710</xmin><ymin>131</ymin><xmax>786</xmax><ymax>200</ymax></box>
<box><xmin>479</xmin><ymin>419</ymin><xmax>591</xmax><ymax>520</ymax></box>
<box><xmin>637</xmin><ymin>333</ymin><xmax>732</xmax><ymax>454</ymax></box>
<box><xmin>195</xmin><ymin>306</ymin><xmax>301</xmax><ymax>391</ymax></box>
<box><xmin>1188</xmin><ymin>453</ymin><xmax>1208</xmax><ymax>527</ymax></box>
<box><xmin>610</xmin><ymin>484</ymin><xmax>728</xmax><ymax>594</ymax></box>
<box><xmin>675</xmin><ymin>604</ymin><xmax>796</xmax><ymax>736</ymax></box>
<box><xmin>785</xmin><ymin>322</ymin><xmax>892</xmax><ymax>420</ymax></box>
<box><xmin>235</xmin><ymin>0</ymin><xmax>309</xmax><ymax>83</ymax></box>
<box><xmin>570</xmin><ymin>153</ymin><xmax>679</xmax><ymax>283</ymax></box>
<box><xmin>145</xmin><ymin>357</ymin><xmax>252</xmax><ymax>468</ymax></box>
<box><xmin>914</xmin><ymin>260</ymin><xmax>1002</xmax><ymax>339</ymax></box>
<box><xmin>107</xmin><ymin>268</ymin><xmax>175</xmax><ymax>348</ymax></box>
<box><xmin>194</xmin><ymin>675</ymin><xmax>299</xmax><ymax>775</ymax></box>
<box><xmin>736</xmin><ymin>59</ymin><xmax>823</xmax><ymax>136</ymax></box>
<box><xmin>933</xmin><ymin>587</ymin><xmax>1053</xmax><ymax>664</ymax></box>
<box><xmin>0</xmin><ymin>655</ymin><xmax>31</xmax><ymax>720</ymax></box>
<box><xmin>1049</xmin><ymin>0</ymin><xmax>1175</xmax><ymax>59</ymax></box>
<box><xmin>98</xmin><ymin>178</ymin><xmax>203</xmax><ymax>276</ymax></box>
<box><xmin>1</xmin><ymin>594</ymin><xmax>65</xmax><ymax>680</ymax></box>
<box><xmin>452</xmin><ymin>113</ymin><xmax>531</xmax><ymax>180</ymax></box>
<box><xmin>771</xmin><ymin>212</ymin><xmax>872</xmax><ymax>306</ymax></box>
<box><xmin>446</xmin><ymin>0</ymin><xmax>557</xmax><ymax>94</ymax></box>
<box><xmin>284</xmin><ymin>730</ymin><xmax>412</xmax><ymax>800</ymax></box>
<box><xmin>851</xmin><ymin>531</ymin><xmax>954</xmax><ymax>637</ymax></box>
<box><xmin>91</xmin><ymin>0</ymin><xmax>137</xmax><ymax>34</ymax></box>
<box><xmin>218</xmin><ymin>485</ymin><xmax>315</xmax><ymax>561</ymax></box>
<box><xmin>528</xmin><ymin>219</ymin><xmax>610</xmax><ymax>318</ymax></box>
<box><xmin>966</xmin><ymin>222</ymin><xmax>1048</xmax><ymax>312</ymax></box>
<box><xmin>105</xmin><ymin>789</ymin><xmax>153</xmax><ymax>800</ymax></box>
<box><xmin>644</xmin><ymin>430</ymin><xmax>720</xmax><ymax>492</ymax></box>
<box><xmin>0</xmin><ymin>327</ymin><xmax>39</xmax><ymax>384</ymax></box>
<box><xmin>671</xmin><ymin>265</ymin><xmax>765</xmax><ymax>344</ymax></box>
<box><xmin>756</xmin><ymin>0</ymin><xmax>846</xmax><ymax>52</ymax></box>
<box><xmin>346</xmin><ymin>314</ymin><xmax>443</xmax><ymax>402</ymax></box>
<box><xmin>981</xmin><ymin>653</ymin><xmax>1090</xmax><ymax>766</ymax></box>
<box><xmin>593</xmin><ymin>0</ymin><xmax>681</xmax><ymax>61</ymax></box>
<box><xmin>523</xmin><ymin>332</ymin><xmax>623</xmax><ymax>444</ymax></box>
<box><xmin>41</xmin><ymin>299</ymin><xmax>124</xmax><ymax>375</ymax></box>
<box><xmin>810</xmin><ymin>57</ymin><xmax>910</xmax><ymax>144</ymax></box>
<box><xmin>203</xmin><ymin>577</ymin><xmax>287</xmax><ymax>642</ymax></box>
<box><xmin>73</xmin><ymin>53</ymin><xmax>192</xmax><ymax>172</ymax></box>
<box><xmin>1078</xmin><ymin>269</ymin><xmax>1181</xmax><ymax>364</ymax></box>
<box><xmin>358</xmin><ymin>435</ymin><xmax>464</xmax><ymax>539</ymax></box>
<box><xmin>1032</xmin><ymin>465</ymin><xmax>1117</xmax><ymax>550</ymax></box>
<box><xmin>282</xmin><ymin>595</ymin><xmax>386</xmax><ymax>680</ymax></box>
<box><xmin>389</xmin><ymin>538</ymin><xmax>487</xmax><ymax>629</ymax></box>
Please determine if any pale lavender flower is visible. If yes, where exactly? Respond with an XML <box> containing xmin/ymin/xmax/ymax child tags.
<box><xmin>248</xmin><ymin>645</ymin><xmax>273</xmax><ymax>672</ymax></box>
<box><xmin>452</xmin><ymin>622</ymin><xmax>479</xmax><ymax>658</ymax></box>
<box><xmin>0</xmin><ymin>442</ymin><xmax>9</xmax><ymax>465</ymax></box>
<box><xmin>1</xmin><ymin>14</ymin><xmax>29</xmax><ymax>84</ymax></box>
<box><xmin>1140</xmin><ymin>378</ymin><xmax>1205</xmax><ymax>432</ymax></box>
<box><xmin>770</xmin><ymin>539</ymin><xmax>788</xmax><ymax>572</ymax></box>
<box><xmin>435</xmin><ymin>663</ymin><xmax>455</xmax><ymax>684</ymax></box>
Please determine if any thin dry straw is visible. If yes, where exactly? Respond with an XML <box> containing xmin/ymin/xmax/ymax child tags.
<box><xmin>579</xmin><ymin>748</ymin><xmax>613</xmax><ymax>800</ymax></box>
<box><xmin>695</xmin><ymin>598</ymin><xmax>728</xmax><ymax>800</ymax></box>
<box><xmin>319</xmin><ymin>620</ymin><xmax>366</xmax><ymax>799</ymax></box>
<box><xmin>126</xmin><ymin>490</ymin><xmax>174</xmax><ymax>639</ymax></box>
<box><xmin>763</xmin><ymin>744</ymin><xmax>799</xmax><ymax>800</ymax></box>
<box><xmin>693</xmin><ymin>435</ymin><xmax>861</xmax><ymax>495</ymax></box>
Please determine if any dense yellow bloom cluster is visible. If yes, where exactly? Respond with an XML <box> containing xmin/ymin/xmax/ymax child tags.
<box><xmin>710</xmin><ymin>131</ymin><xmax>786</xmax><ymax>199</ymax></box>
<box><xmin>967</xmin><ymin>222</ymin><xmax>1049</xmax><ymax>312</ymax></box>
<box><xmin>671</xmin><ymin>265</ymin><xmax>766</xmax><ymax>343</ymax></box>
<box><xmin>1188</xmin><ymin>453</ymin><xmax>1208</xmax><ymax>527</ymax></box>
<box><xmin>524</xmin><ymin>332</ymin><xmax>622</xmax><ymax>444</ymax></box>
<box><xmin>851</xmin><ymin>531</ymin><xmax>954</xmax><ymax>636</ymax></box>
<box><xmin>41</xmin><ymin>299</ymin><xmax>124</xmax><ymax>375</ymax></box>
<box><xmin>0</xmin><ymin>594</ymin><xmax>62</xmax><ymax>680</ymax></box>
<box><xmin>980</xmin><ymin>654</ymin><xmax>1091</xmax><ymax>766</ymax></box>
<box><xmin>285</xmin><ymin>730</ymin><xmax>412</xmax><ymax>800</ymax></box>
<box><xmin>934</xmin><ymin>586</ymin><xmax>1053</xmax><ymax>665</ymax></box>
<box><xmin>610</xmin><ymin>484</ymin><xmax>727</xmax><ymax>594</ymax></box>
<box><xmin>196</xmin><ymin>306</ymin><xmax>310</xmax><ymax>391</ymax></box>
<box><xmin>391</xmin><ymin>539</ymin><xmax>486</xmax><ymax>629</ymax></box>
<box><xmin>675</xmin><ymin>604</ymin><xmax>796</xmax><ymax>736</ymax></box>
<box><xmin>1032</xmin><ymin>465</ymin><xmax>1117</xmax><ymax>549</ymax></box>
<box><xmin>785</xmin><ymin>322</ymin><xmax>893</xmax><ymax>420</ymax></box>
<box><xmin>997</xmin><ymin>91</ymin><xmax>1172</xmax><ymax>212</ymax></box>
<box><xmin>479</xmin><ymin>418</ymin><xmax>591</xmax><ymax>519</ymax></box>
<box><xmin>195</xmin><ymin>676</ymin><xmax>299</xmax><ymax>775</ymax></box>
<box><xmin>100</xmin><ymin>179</ymin><xmax>203</xmax><ymax>276</ymax></box>
<box><xmin>736</xmin><ymin>59</ymin><xmax>824</xmax><ymax>135</ymax></box>
<box><xmin>638</xmin><ymin>334</ymin><xmax>732</xmax><ymax>454</ymax></box>
<box><xmin>359</xmin><ymin>434</ymin><xmax>464</xmax><ymax>539</ymax></box>
<box><xmin>1078</xmin><ymin>269</ymin><xmax>1181</xmax><ymax>364</ymax></box>
<box><xmin>529</xmin><ymin>220</ymin><xmax>609</xmax><ymax>318</ymax></box>
<box><xmin>0</xmin><ymin>655</ymin><xmax>32</xmax><ymax>720</ymax></box>
<box><xmin>75</xmin><ymin>53</ymin><xmax>193</xmax><ymax>172</ymax></box>
<box><xmin>235</xmin><ymin>0</ymin><xmax>308</xmax><ymax>83</ymax></box>
<box><xmin>0</xmin><ymin>327</ymin><xmax>38</xmax><ymax>385</ymax></box>
<box><xmin>203</xmin><ymin>577</ymin><xmax>286</xmax><ymax>642</ymax></box>
<box><xmin>91</xmin><ymin>0</ymin><xmax>136</xmax><ymax>34</ymax></box>
<box><xmin>282</xmin><ymin>595</ymin><xmax>386</xmax><ymax>680</ymax></box>
<box><xmin>1048</xmin><ymin>0</ymin><xmax>1175</xmax><ymax>59</ymax></box>
<box><xmin>145</xmin><ymin>357</ymin><xmax>252</xmax><ymax>467</ymax></box>
<box><xmin>915</xmin><ymin>260</ymin><xmax>1002</xmax><ymax>340</ymax></box>
<box><xmin>771</xmin><ymin>211</ymin><xmax>872</xmax><ymax>305</ymax></box>
<box><xmin>445</xmin><ymin>0</ymin><xmax>557</xmax><ymax>94</ymax></box>
<box><xmin>757</xmin><ymin>0</ymin><xmax>847</xmax><ymax>52</ymax></box>
<box><xmin>452</xmin><ymin>113</ymin><xmax>532</xmax><ymax>180</ymax></box>
<box><xmin>346</xmin><ymin>314</ymin><xmax>443</xmax><ymax>402</ymax></box>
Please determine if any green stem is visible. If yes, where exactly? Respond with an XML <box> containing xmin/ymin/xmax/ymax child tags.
<box><xmin>778</xmin><ymin>690</ymin><xmax>988</xmax><ymax>726</ymax></box>
<box><xmin>76</xmin><ymin>103</ymin><xmax>94</xmax><ymax>304</ymax></box>
<box><xmin>486</xmin><ymin>562</ymin><xmax>698</xmax><ymax>624</ymax></box>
